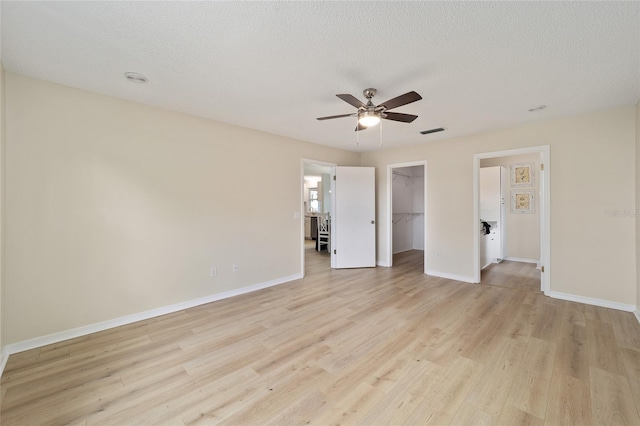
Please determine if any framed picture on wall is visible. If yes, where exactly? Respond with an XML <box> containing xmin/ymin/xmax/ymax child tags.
<box><xmin>511</xmin><ymin>190</ymin><xmax>535</xmax><ymax>214</ymax></box>
<box><xmin>511</xmin><ymin>162</ymin><xmax>534</xmax><ymax>187</ymax></box>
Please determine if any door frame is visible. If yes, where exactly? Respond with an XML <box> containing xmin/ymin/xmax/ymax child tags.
<box><xmin>472</xmin><ymin>145</ymin><xmax>550</xmax><ymax>294</ymax></box>
<box><xmin>386</xmin><ymin>160</ymin><xmax>428</xmax><ymax>273</ymax></box>
<box><xmin>301</xmin><ymin>158</ymin><xmax>337</xmax><ymax>276</ymax></box>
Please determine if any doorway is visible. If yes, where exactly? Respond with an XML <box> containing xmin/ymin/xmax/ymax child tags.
<box><xmin>301</xmin><ymin>160</ymin><xmax>335</xmax><ymax>276</ymax></box>
<box><xmin>473</xmin><ymin>146</ymin><xmax>550</xmax><ymax>293</ymax></box>
<box><xmin>387</xmin><ymin>161</ymin><xmax>427</xmax><ymax>273</ymax></box>
<box><xmin>301</xmin><ymin>161</ymin><xmax>377</xmax><ymax>275</ymax></box>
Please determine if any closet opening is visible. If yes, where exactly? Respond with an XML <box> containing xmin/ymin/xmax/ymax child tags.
<box><xmin>387</xmin><ymin>162</ymin><xmax>427</xmax><ymax>273</ymax></box>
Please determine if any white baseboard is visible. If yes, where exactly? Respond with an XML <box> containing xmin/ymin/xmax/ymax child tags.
<box><xmin>0</xmin><ymin>347</ymin><xmax>8</xmax><ymax>378</ymax></box>
<box><xmin>392</xmin><ymin>248</ymin><xmax>413</xmax><ymax>255</ymax></box>
<box><xmin>547</xmin><ymin>290</ymin><xmax>636</xmax><ymax>313</ymax></box>
<box><xmin>2</xmin><ymin>273</ymin><xmax>303</xmax><ymax>361</ymax></box>
<box><xmin>426</xmin><ymin>270</ymin><xmax>476</xmax><ymax>284</ymax></box>
<box><xmin>634</xmin><ymin>310</ymin><xmax>640</xmax><ymax>325</ymax></box>
<box><xmin>504</xmin><ymin>257</ymin><xmax>539</xmax><ymax>264</ymax></box>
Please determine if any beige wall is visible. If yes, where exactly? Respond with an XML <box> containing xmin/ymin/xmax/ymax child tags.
<box><xmin>362</xmin><ymin>106</ymin><xmax>637</xmax><ymax>305</ymax></box>
<box><xmin>3</xmin><ymin>71</ymin><xmax>639</xmax><ymax>346</ymax></box>
<box><xmin>481</xmin><ymin>154</ymin><xmax>540</xmax><ymax>261</ymax></box>
<box><xmin>4</xmin><ymin>73</ymin><xmax>360</xmax><ymax>344</ymax></box>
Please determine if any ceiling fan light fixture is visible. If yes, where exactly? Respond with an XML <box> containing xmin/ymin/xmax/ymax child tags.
<box><xmin>358</xmin><ymin>111</ymin><xmax>380</xmax><ymax>127</ymax></box>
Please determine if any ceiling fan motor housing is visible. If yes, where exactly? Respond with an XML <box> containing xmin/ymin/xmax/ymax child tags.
<box><xmin>363</xmin><ymin>88</ymin><xmax>377</xmax><ymax>99</ymax></box>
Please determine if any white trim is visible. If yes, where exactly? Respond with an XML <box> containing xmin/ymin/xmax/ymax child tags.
<box><xmin>540</xmin><ymin>146</ymin><xmax>551</xmax><ymax>294</ymax></box>
<box><xmin>387</xmin><ymin>161</ymin><xmax>428</xmax><ymax>274</ymax></box>
<box><xmin>504</xmin><ymin>256</ymin><xmax>539</xmax><ymax>264</ymax></box>
<box><xmin>426</xmin><ymin>270</ymin><xmax>475</xmax><ymax>284</ymax></box>
<box><xmin>634</xmin><ymin>310</ymin><xmax>640</xmax><ymax>325</ymax></box>
<box><xmin>481</xmin><ymin>261</ymin><xmax>494</xmax><ymax>270</ymax></box>
<box><xmin>393</xmin><ymin>248</ymin><xmax>414</xmax><ymax>255</ymax></box>
<box><xmin>3</xmin><ymin>273</ymin><xmax>302</xmax><ymax>358</ymax></box>
<box><xmin>473</xmin><ymin>159</ymin><xmax>480</xmax><ymax>283</ymax></box>
<box><xmin>548</xmin><ymin>290</ymin><xmax>636</xmax><ymax>313</ymax></box>
<box><xmin>0</xmin><ymin>348</ymin><xmax>8</xmax><ymax>377</ymax></box>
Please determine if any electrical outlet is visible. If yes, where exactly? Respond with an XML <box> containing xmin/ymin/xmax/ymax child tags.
<box><xmin>233</xmin><ymin>263</ymin><xmax>239</xmax><ymax>272</ymax></box>
<box><xmin>210</xmin><ymin>267</ymin><xmax>217</xmax><ymax>277</ymax></box>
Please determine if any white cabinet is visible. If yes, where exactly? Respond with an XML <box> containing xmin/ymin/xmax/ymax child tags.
<box><xmin>480</xmin><ymin>167</ymin><xmax>501</xmax><ymax>221</ymax></box>
<box><xmin>481</xmin><ymin>227</ymin><xmax>500</xmax><ymax>269</ymax></box>
<box><xmin>481</xmin><ymin>233</ymin><xmax>490</xmax><ymax>269</ymax></box>
<box><xmin>480</xmin><ymin>166</ymin><xmax>505</xmax><ymax>267</ymax></box>
<box><xmin>488</xmin><ymin>228</ymin><xmax>499</xmax><ymax>261</ymax></box>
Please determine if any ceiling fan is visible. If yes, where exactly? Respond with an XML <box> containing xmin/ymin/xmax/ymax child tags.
<box><xmin>317</xmin><ymin>88</ymin><xmax>422</xmax><ymax>131</ymax></box>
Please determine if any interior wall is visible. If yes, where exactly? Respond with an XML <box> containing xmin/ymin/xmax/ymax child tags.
<box><xmin>481</xmin><ymin>153</ymin><xmax>540</xmax><ymax>261</ymax></box>
<box><xmin>4</xmin><ymin>73</ymin><xmax>360</xmax><ymax>345</ymax></box>
<box><xmin>362</xmin><ymin>106</ymin><xmax>636</xmax><ymax>305</ymax></box>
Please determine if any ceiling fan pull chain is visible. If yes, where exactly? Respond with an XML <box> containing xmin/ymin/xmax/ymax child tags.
<box><xmin>379</xmin><ymin>119</ymin><xmax>383</xmax><ymax>148</ymax></box>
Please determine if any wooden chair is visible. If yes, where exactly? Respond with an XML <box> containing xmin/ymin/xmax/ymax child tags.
<box><xmin>317</xmin><ymin>214</ymin><xmax>330</xmax><ymax>252</ymax></box>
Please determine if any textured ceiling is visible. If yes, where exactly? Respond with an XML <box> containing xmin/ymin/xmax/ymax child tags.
<box><xmin>2</xmin><ymin>1</ymin><xmax>639</xmax><ymax>152</ymax></box>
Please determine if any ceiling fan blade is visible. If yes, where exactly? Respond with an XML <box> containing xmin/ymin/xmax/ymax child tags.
<box><xmin>316</xmin><ymin>113</ymin><xmax>356</xmax><ymax>120</ymax></box>
<box><xmin>383</xmin><ymin>112</ymin><xmax>418</xmax><ymax>123</ymax></box>
<box><xmin>336</xmin><ymin>94</ymin><xmax>366</xmax><ymax>109</ymax></box>
<box><xmin>379</xmin><ymin>91</ymin><xmax>422</xmax><ymax>110</ymax></box>
<box><xmin>355</xmin><ymin>122</ymin><xmax>367</xmax><ymax>131</ymax></box>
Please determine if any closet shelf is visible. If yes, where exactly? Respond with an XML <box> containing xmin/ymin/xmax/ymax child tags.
<box><xmin>392</xmin><ymin>212</ymin><xmax>423</xmax><ymax>224</ymax></box>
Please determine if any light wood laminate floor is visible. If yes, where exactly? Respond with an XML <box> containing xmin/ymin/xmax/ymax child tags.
<box><xmin>3</xmin><ymin>248</ymin><xmax>640</xmax><ymax>425</ymax></box>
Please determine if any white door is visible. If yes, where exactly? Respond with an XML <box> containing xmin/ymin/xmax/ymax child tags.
<box><xmin>334</xmin><ymin>166</ymin><xmax>376</xmax><ymax>268</ymax></box>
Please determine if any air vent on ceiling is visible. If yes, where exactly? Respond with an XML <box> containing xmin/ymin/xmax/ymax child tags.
<box><xmin>124</xmin><ymin>72</ymin><xmax>148</xmax><ymax>84</ymax></box>
<box><xmin>420</xmin><ymin>127</ymin><xmax>445</xmax><ymax>135</ymax></box>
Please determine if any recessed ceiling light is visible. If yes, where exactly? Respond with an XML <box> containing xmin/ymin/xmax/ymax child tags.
<box><xmin>124</xmin><ymin>72</ymin><xmax>148</xmax><ymax>84</ymax></box>
<box><xmin>528</xmin><ymin>105</ymin><xmax>546</xmax><ymax>112</ymax></box>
